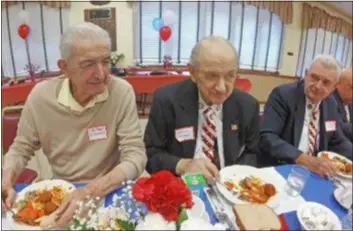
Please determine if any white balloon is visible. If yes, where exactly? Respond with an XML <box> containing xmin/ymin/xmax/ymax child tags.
<box><xmin>19</xmin><ymin>10</ymin><xmax>30</xmax><ymax>24</ymax></box>
<box><xmin>162</xmin><ymin>9</ymin><xmax>176</xmax><ymax>25</ymax></box>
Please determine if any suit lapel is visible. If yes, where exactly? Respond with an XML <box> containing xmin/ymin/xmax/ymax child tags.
<box><xmin>178</xmin><ymin>80</ymin><xmax>199</xmax><ymax>158</ymax></box>
<box><xmin>222</xmin><ymin>91</ymin><xmax>241</xmax><ymax>166</ymax></box>
<box><xmin>294</xmin><ymin>83</ymin><xmax>306</xmax><ymax>148</ymax></box>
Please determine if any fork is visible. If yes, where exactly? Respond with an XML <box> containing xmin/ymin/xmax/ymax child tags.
<box><xmin>209</xmin><ymin>183</ymin><xmax>237</xmax><ymax>230</ymax></box>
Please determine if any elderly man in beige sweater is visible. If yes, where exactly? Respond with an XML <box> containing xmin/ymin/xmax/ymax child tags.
<box><xmin>1</xmin><ymin>22</ymin><xmax>147</xmax><ymax>227</ymax></box>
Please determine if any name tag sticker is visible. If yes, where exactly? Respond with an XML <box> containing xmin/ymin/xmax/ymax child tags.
<box><xmin>175</xmin><ymin>126</ymin><xmax>195</xmax><ymax>142</ymax></box>
<box><xmin>88</xmin><ymin>125</ymin><xmax>107</xmax><ymax>141</ymax></box>
<box><xmin>325</xmin><ymin>121</ymin><xmax>336</xmax><ymax>132</ymax></box>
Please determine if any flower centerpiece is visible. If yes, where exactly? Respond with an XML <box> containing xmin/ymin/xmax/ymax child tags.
<box><xmin>66</xmin><ymin>171</ymin><xmax>224</xmax><ymax>230</ymax></box>
<box><xmin>24</xmin><ymin>63</ymin><xmax>40</xmax><ymax>82</ymax></box>
<box><xmin>110</xmin><ymin>52</ymin><xmax>125</xmax><ymax>74</ymax></box>
<box><xmin>163</xmin><ymin>55</ymin><xmax>172</xmax><ymax>69</ymax></box>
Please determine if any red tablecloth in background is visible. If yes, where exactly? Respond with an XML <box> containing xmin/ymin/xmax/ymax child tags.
<box><xmin>1</xmin><ymin>75</ymin><xmax>252</xmax><ymax>106</ymax></box>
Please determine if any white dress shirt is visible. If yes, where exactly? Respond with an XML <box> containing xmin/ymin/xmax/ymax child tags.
<box><xmin>298</xmin><ymin>98</ymin><xmax>321</xmax><ymax>153</ymax></box>
<box><xmin>194</xmin><ymin>94</ymin><xmax>225</xmax><ymax>169</ymax></box>
<box><xmin>344</xmin><ymin>105</ymin><xmax>351</xmax><ymax>122</ymax></box>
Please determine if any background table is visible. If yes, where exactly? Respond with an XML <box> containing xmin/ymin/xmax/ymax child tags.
<box><xmin>7</xmin><ymin>165</ymin><xmax>351</xmax><ymax>230</ymax></box>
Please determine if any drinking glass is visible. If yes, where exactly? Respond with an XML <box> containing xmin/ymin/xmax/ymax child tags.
<box><xmin>285</xmin><ymin>165</ymin><xmax>310</xmax><ymax>197</ymax></box>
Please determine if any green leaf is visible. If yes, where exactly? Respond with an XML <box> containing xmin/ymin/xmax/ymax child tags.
<box><xmin>116</xmin><ymin>218</ymin><xmax>136</xmax><ymax>231</ymax></box>
<box><xmin>176</xmin><ymin>207</ymin><xmax>188</xmax><ymax>229</ymax></box>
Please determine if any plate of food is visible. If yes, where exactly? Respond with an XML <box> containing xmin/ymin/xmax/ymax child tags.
<box><xmin>318</xmin><ymin>151</ymin><xmax>352</xmax><ymax>179</ymax></box>
<box><xmin>7</xmin><ymin>179</ymin><xmax>76</xmax><ymax>230</ymax></box>
<box><xmin>297</xmin><ymin>202</ymin><xmax>341</xmax><ymax>230</ymax></box>
<box><xmin>216</xmin><ymin>165</ymin><xmax>279</xmax><ymax>208</ymax></box>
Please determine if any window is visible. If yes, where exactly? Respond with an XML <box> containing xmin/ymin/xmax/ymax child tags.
<box><xmin>133</xmin><ymin>1</ymin><xmax>284</xmax><ymax>72</ymax></box>
<box><xmin>296</xmin><ymin>28</ymin><xmax>353</xmax><ymax>77</ymax></box>
<box><xmin>1</xmin><ymin>2</ymin><xmax>70</xmax><ymax>77</ymax></box>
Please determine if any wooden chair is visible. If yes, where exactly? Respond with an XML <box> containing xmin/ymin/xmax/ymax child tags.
<box><xmin>2</xmin><ymin>105</ymin><xmax>39</xmax><ymax>183</ymax></box>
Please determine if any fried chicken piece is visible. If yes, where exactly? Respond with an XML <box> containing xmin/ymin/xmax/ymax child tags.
<box><xmin>263</xmin><ymin>184</ymin><xmax>276</xmax><ymax>197</ymax></box>
<box><xmin>44</xmin><ymin>201</ymin><xmax>58</xmax><ymax>215</ymax></box>
<box><xmin>36</xmin><ymin>191</ymin><xmax>52</xmax><ymax>203</ymax></box>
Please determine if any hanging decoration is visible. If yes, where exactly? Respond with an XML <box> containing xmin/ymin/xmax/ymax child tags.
<box><xmin>152</xmin><ymin>17</ymin><xmax>164</xmax><ymax>31</ymax></box>
<box><xmin>162</xmin><ymin>9</ymin><xmax>176</xmax><ymax>26</ymax></box>
<box><xmin>159</xmin><ymin>26</ymin><xmax>172</xmax><ymax>42</ymax></box>
<box><xmin>18</xmin><ymin>24</ymin><xmax>30</xmax><ymax>40</ymax></box>
<box><xmin>19</xmin><ymin>10</ymin><xmax>30</xmax><ymax>24</ymax></box>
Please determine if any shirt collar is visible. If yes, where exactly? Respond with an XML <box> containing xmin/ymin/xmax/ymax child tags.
<box><xmin>198</xmin><ymin>92</ymin><xmax>222</xmax><ymax>113</ymax></box>
<box><xmin>305</xmin><ymin>97</ymin><xmax>321</xmax><ymax>111</ymax></box>
<box><xmin>57</xmin><ymin>78</ymin><xmax>109</xmax><ymax>112</ymax></box>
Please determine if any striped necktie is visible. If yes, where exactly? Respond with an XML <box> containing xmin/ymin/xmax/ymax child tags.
<box><xmin>308</xmin><ymin>104</ymin><xmax>319</xmax><ymax>155</ymax></box>
<box><xmin>201</xmin><ymin>107</ymin><xmax>218</xmax><ymax>165</ymax></box>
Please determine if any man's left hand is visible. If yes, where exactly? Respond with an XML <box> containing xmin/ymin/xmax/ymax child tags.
<box><xmin>55</xmin><ymin>187</ymin><xmax>92</xmax><ymax>228</ymax></box>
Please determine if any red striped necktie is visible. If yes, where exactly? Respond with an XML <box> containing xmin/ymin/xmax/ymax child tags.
<box><xmin>201</xmin><ymin>107</ymin><xmax>218</xmax><ymax>164</ymax></box>
<box><xmin>308</xmin><ymin>104</ymin><xmax>319</xmax><ymax>155</ymax></box>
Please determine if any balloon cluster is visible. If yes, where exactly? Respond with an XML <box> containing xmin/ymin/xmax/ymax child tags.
<box><xmin>152</xmin><ymin>10</ymin><xmax>176</xmax><ymax>42</ymax></box>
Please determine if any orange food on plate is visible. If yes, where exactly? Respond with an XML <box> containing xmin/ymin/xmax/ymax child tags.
<box><xmin>14</xmin><ymin>186</ymin><xmax>67</xmax><ymax>226</ymax></box>
<box><xmin>224</xmin><ymin>176</ymin><xmax>277</xmax><ymax>204</ymax></box>
<box><xmin>320</xmin><ymin>152</ymin><xmax>352</xmax><ymax>175</ymax></box>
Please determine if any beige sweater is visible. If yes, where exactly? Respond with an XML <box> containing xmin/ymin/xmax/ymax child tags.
<box><xmin>4</xmin><ymin>77</ymin><xmax>147</xmax><ymax>182</ymax></box>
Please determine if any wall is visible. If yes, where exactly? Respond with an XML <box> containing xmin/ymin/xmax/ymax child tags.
<box><xmin>68</xmin><ymin>1</ymin><xmax>351</xmax><ymax>102</ymax></box>
<box><xmin>69</xmin><ymin>1</ymin><xmax>134</xmax><ymax>68</ymax></box>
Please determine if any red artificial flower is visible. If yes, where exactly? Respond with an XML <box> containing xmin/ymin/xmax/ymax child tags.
<box><xmin>132</xmin><ymin>170</ymin><xmax>194</xmax><ymax>221</ymax></box>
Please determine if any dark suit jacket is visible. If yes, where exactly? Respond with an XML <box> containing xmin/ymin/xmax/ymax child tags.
<box><xmin>144</xmin><ymin>79</ymin><xmax>260</xmax><ymax>175</ymax></box>
<box><xmin>332</xmin><ymin>90</ymin><xmax>352</xmax><ymax>141</ymax></box>
<box><xmin>260</xmin><ymin>80</ymin><xmax>352</xmax><ymax>166</ymax></box>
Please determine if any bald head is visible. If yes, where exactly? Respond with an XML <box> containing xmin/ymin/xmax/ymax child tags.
<box><xmin>189</xmin><ymin>35</ymin><xmax>238</xmax><ymax>69</ymax></box>
<box><xmin>339</xmin><ymin>68</ymin><xmax>353</xmax><ymax>83</ymax></box>
<box><xmin>337</xmin><ymin>68</ymin><xmax>353</xmax><ymax>104</ymax></box>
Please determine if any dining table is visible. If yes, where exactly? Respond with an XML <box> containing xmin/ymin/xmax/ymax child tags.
<box><xmin>2</xmin><ymin>164</ymin><xmax>352</xmax><ymax>230</ymax></box>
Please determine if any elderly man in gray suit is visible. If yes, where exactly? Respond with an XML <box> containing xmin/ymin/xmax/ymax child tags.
<box><xmin>260</xmin><ymin>55</ymin><xmax>352</xmax><ymax>177</ymax></box>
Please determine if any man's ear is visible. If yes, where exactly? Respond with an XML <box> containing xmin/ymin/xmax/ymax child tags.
<box><xmin>187</xmin><ymin>63</ymin><xmax>196</xmax><ymax>82</ymax></box>
<box><xmin>57</xmin><ymin>59</ymin><xmax>67</xmax><ymax>72</ymax></box>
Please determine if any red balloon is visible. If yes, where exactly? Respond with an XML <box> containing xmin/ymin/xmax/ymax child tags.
<box><xmin>159</xmin><ymin>26</ymin><xmax>172</xmax><ymax>41</ymax></box>
<box><xmin>18</xmin><ymin>24</ymin><xmax>30</xmax><ymax>39</ymax></box>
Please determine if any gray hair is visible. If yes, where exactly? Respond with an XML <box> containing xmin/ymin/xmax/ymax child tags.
<box><xmin>309</xmin><ymin>54</ymin><xmax>342</xmax><ymax>80</ymax></box>
<box><xmin>189</xmin><ymin>35</ymin><xmax>238</xmax><ymax>67</ymax></box>
<box><xmin>60</xmin><ymin>22</ymin><xmax>111</xmax><ymax>60</ymax></box>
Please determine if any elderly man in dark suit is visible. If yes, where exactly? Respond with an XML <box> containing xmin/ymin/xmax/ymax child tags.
<box><xmin>260</xmin><ymin>55</ymin><xmax>352</xmax><ymax>177</ymax></box>
<box><xmin>332</xmin><ymin>68</ymin><xmax>352</xmax><ymax>141</ymax></box>
<box><xmin>144</xmin><ymin>35</ymin><xmax>260</xmax><ymax>182</ymax></box>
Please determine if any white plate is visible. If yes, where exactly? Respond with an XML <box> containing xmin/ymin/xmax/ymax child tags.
<box><xmin>7</xmin><ymin>179</ymin><xmax>76</xmax><ymax>230</ymax></box>
<box><xmin>317</xmin><ymin>151</ymin><xmax>352</xmax><ymax>179</ymax></box>
<box><xmin>216</xmin><ymin>165</ymin><xmax>280</xmax><ymax>208</ymax></box>
<box><xmin>334</xmin><ymin>185</ymin><xmax>352</xmax><ymax>210</ymax></box>
<box><xmin>297</xmin><ymin>202</ymin><xmax>341</xmax><ymax>230</ymax></box>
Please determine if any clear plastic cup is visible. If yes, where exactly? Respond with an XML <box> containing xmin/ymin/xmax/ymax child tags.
<box><xmin>285</xmin><ymin>165</ymin><xmax>310</xmax><ymax>197</ymax></box>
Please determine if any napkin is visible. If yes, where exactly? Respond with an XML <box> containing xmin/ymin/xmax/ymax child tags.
<box><xmin>279</xmin><ymin>214</ymin><xmax>289</xmax><ymax>230</ymax></box>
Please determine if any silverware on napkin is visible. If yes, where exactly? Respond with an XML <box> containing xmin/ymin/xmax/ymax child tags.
<box><xmin>206</xmin><ymin>183</ymin><xmax>237</xmax><ymax>230</ymax></box>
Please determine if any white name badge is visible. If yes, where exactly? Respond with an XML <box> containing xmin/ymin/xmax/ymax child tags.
<box><xmin>88</xmin><ymin>125</ymin><xmax>107</xmax><ymax>141</ymax></box>
<box><xmin>175</xmin><ymin>126</ymin><xmax>195</xmax><ymax>142</ymax></box>
<box><xmin>325</xmin><ymin>121</ymin><xmax>336</xmax><ymax>132</ymax></box>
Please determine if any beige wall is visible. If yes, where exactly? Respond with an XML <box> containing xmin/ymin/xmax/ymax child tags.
<box><xmin>68</xmin><ymin>1</ymin><xmax>351</xmax><ymax>102</ymax></box>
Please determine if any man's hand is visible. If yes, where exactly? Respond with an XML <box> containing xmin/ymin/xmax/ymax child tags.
<box><xmin>176</xmin><ymin>158</ymin><xmax>219</xmax><ymax>183</ymax></box>
<box><xmin>55</xmin><ymin>187</ymin><xmax>93</xmax><ymax>228</ymax></box>
<box><xmin>1</xmin><ymin>185</ymin><xmax>16</xmax><ymax>210</ymax></box>
<box><xmin>295</xmin><ymin>153</ymin><xmax>337</xmax><ymax>177</ymax></box>
<box><xmin>1</xmin><ymin>169</ymin><xmax>17</xmax><ymax>210</ymax></box>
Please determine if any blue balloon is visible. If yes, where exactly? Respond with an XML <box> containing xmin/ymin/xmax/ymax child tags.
<box><xmin>152</xmin><ymin>18</ymin><xmax>164</xmax><ymax>31</ymax></box>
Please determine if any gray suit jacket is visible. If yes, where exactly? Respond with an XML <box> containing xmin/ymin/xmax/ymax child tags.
<box><xmin>144</xmin><ymin>79</ymin><xmax>260</xmax><ymax>174</ymax></box>
<box><xmin>260</xmin><ymin>80</ymin><xmax>352</xmax><ymax>167</ymax></box>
